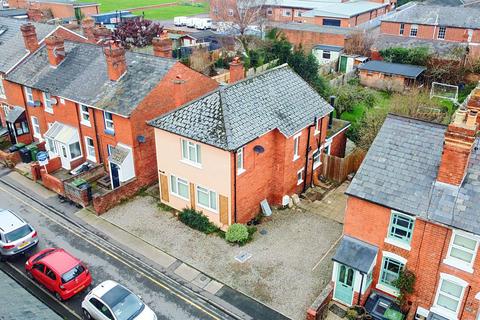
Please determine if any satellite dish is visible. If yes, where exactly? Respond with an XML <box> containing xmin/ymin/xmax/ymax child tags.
<box><xmin>253</xmin><ymin>145</ymin><xmax>264</xmax><ymax>154</ymax></box>
<box><xmin>137</xmin><ymin>135</ymin><xmax>146</xmax><ymax>143</ymax></box>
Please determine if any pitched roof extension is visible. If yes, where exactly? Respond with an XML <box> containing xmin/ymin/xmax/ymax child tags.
<box><xmin>149</xmin><ymin>64</ymin><xmax>333</xmax><ymax>151</ymax></box>
<box><xmin>346</xmin><ymin>114</ymin><xmax>480</xmax><ymax>235</ymax></box>
<box><xmin>7</xmin><ymin>41</ymin><xmax>177</xmax><ymax>117</ymax></box>
<box><xmin>358</xmin><ymin>60</ymin><xmax>426</xmax><ymax>78</ymax></box>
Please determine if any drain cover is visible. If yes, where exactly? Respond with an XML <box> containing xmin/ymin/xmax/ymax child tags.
<box><xmin>260</xmin><ymin>229</ymin><xmax>267</xmax><ymax>235</ymax></box>
<box><xmin>234</xmin><ymin>252</ymin><xmax>252</xmax><ymax>263</ymax></box>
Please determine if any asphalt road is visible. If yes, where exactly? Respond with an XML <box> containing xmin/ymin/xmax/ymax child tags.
<box><xmin>0</xmin><ymin>169</ymin><xmax>234</xmax><ymax>320</ymax></box>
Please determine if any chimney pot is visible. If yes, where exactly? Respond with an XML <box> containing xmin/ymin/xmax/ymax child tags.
<box><xmin>229</xmin><ymin>57</ymin><xmax>245</xmax><ymax>83</ymax></box>
<box><xmin>20</xmin><ymin>23</ymin><xmax>39</xmax><ymax>52</ymax></box>
<box><xmin>103</xmin><ymin>41</ymin><xmax>127</xmax><ymax>81</ymax></box>
<box><xmin>466</xmin><ymin>110</ymin><xmax>478</xmax><ymax>128</ymax></box>
<box><xmin>81</xmin><ymin>17</ymin><xmax>96</xmax><ymax>43</ymax></box>
<box><xmin>152</xmin><ymin>30</ymin><xmax>172</xmax><ymax>58</ymax></box>
<box><xmin>45</xmin><ymin>35</ymin><xmax>65</xmax><ymax>67</ymax></box>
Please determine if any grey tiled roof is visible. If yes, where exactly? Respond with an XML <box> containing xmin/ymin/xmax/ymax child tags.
<box><xmin>358</xmin><ymin>60</ymin><xmax>426</xmax><ymax>78</ymax></box>
<box><xmin>347</xmin><ymin>114</ymin><xmax>480</xmax><ymax>235</ymax></box>
<box><xmin>0</xmin><ymin>17</ymin><xmax>55</xmax><ymax>74</ymax></box>
<box><xmin>149</xmin><ymin>65</ymin><xmax>333</xmax><ymax>151</ymax></box>
<box><xmin>7</xmin><ymin>41</ymin><xmax>176</xmax><ymax>116</ymax></box>
<box><xmin>381</xmin><ymin>3</ymin><xmax>480</xmax><ymax>29</ymax></box>
<box><xmin>275</xmin><ymin>22</ymin><xmax>352</xmax><ymax>35</ymax></box>
<box><xmin>333</xmin><ymin>235</ymin><xmax>378</xmax><ymax>274</ymax></box>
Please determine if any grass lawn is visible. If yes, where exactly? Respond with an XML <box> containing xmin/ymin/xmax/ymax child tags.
<box><xmin>87</xmin><ymin>0</ymin><xmax>179</xmax><ymax>13</ymax></box>
<box><xmin>340</xmin><ymin>90</ymin><xmax>392</xmax><ymax>123</ymax></box>
<box><xmin>133</xmin><ymin>3</ymin><xmax>209</xmax><ymax>20</ymax></box>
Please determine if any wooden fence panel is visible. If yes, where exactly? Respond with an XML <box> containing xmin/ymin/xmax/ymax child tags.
<box><xmin>320</xmin><ymin>149</ymin><xmax>366</xmax><ymax>183</ymax></box>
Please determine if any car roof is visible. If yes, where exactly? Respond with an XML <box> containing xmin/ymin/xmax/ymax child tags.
<box><xmin>40</xmin><ymin>249</ymin><xmax>81</xmax><ymax>274</ymax></box>
<box><xmin>91</xmin><ymin>280</ymin><xmax>120</xmax><ymax>298</ymax></box>
<box><xmin>0</xmin><ymin>209</ymin><xmax>26</xmax><ymax>234</ymax></box>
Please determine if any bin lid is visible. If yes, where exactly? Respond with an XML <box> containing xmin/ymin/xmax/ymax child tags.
<box><xmin>14</xmin><ymin>143</ymin><xmax>26</xmax><ymax>148</ymax></box>
<box><xmin>72</xmin><ymin>179</ymin><xmax>87</xmax><ymax>187</ymax></box>
<box><xmin>385</xmin><ymin>308</ymin><xmax>404</xmax><ymax>320</ymax></box>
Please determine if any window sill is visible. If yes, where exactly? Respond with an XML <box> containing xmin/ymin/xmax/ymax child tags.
<box><xmin>375</xmin><ymin>283</ymin><xmax>400</xmax><ymax>297</ymax></box>
<box><xmin>313</xmin><ymin>162</ymin><xmax>322</xmax><ymax>170</ymax></box>
<box><xmin>430</xmin><ymin>305</ymin><xmax>458</xmax><ymax>320</ymax></box>
<box><xmin>293</xmin><ymin>155</ymin><xmax>300</xmax><ymax>162</ymax></box>
<box><xmin>81</xmin><ymin>121</ymin><xmax>91</xmax><ymax>128</ymax></box>
<box><xmin>104</xmin><ymin>129</ymin><xmax>115</xmax><ymax>136</ymax></box>
<box><xmin>442</xmin><ymin>258</ymin><xmax>474</xmax><ymax>274</ymax></box>
<box><xmin>297</xmin><ymin>179</ymin><xmax>303</xmax><ymax>186</ymax></box>
<box><xmin>45</xmin><ymin>108</ymin><xmax>53</xmax><ymax>114</ymax></box>
<box><xmin>197</xmin><ymin>203</ymin><xmax>218</xmax><ymax>214</ymax></box>
<box><xmin>171</xmin><ymin>192</ymin><xmax>190</xmax><ymax>202</ymax></box>
<box><xmin>86</xmin><ymin>156</ymin><xmax>97</xmax><ymax>163</ymax></box>
<box><xmin>180</xmin><ymin>159</ymin><xmax>202</xmax><ymax>169</ymax></box>
<box><xmin>237</xmin><ymin>168</ymin><xmax>246</xmax><ymax>176</ymax></box>
<box><xmin>384</xmin><ymin>237</ymin><xmax>411</xmax><ymax>251</ymax></box>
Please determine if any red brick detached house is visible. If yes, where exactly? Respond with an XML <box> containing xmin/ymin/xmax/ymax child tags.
<box><xmin>149</xmin><ymin>63</ymin><xmax>336</xmax><ymax>227</ymax></box>
<box><xmin>4</xmin><ymin>31</ymin><xmax>218</xmax><ymax>211</ymax></box>
<box><xmin>331</xmin><ymin>99</ymin><xmax>480</xmax><ymax>320</ymax></box>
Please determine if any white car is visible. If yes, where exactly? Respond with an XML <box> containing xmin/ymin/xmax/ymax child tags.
<box><xmin>0</xmin><ymin>209</ymin><xmax>39</xmax><ymax>260</ymax></box>
<box><xmin>81</xmin><ymin>280</ymin><xmax>157</xmax><ymax>320</ymax></box>
<box><xmin>195</xmin><ymin>18</ymin><xmax>212</xmax><ymax>30</ymax></box>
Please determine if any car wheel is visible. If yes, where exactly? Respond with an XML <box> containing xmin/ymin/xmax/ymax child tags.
<box><xmin>82</xmin><ymin>308</ymin><xmax>92</xmax><ymax>320</ymax></box>
<box><xmin>55</xmin><ymin>292</ymin><xmax>63</xmax><ymax>301</ymax></box>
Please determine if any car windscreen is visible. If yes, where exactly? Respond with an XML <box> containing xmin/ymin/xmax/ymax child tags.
<box><xmin>103</xmin><ymin>286</ymin><xmax>144</xmax><ymax>320</ymax></box>
<box><xmin>4</xmin><ymin>225</ymin><xmax>32</xmax><ymax>243</ymax></box>
<box><xmin>61</xmin><ymin>264</ymin><xmax>85</xmax><ymax>284</ymax></box>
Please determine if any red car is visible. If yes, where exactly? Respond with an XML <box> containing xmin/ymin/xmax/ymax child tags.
<box><xmin>25</xmin><ymin>248</ymin><xmax>92</xmax><ymax>301</ymax></box>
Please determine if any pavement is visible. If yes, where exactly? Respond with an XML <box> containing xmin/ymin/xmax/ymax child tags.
<box><xmin>0</xmin><ymin>167</ymin><xmax>290</xmax><ymax>320</ymax></box>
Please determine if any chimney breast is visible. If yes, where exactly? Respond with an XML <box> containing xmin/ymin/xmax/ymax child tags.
<box><xmin>45</xmin><ymin>35</ymin><xmax>65</xmax><ymax>67</ymax></box>
<box><xmin>229</xmin><ymin>57</ymin><xmax>245</xmax><ymax>83</ymax></box>
<box><xmin>104</xmin><ymin>42</ymin><xmax>127</xmax><ymax>81</ymax></box>
<box><xmin>20</xmin><ymin>23</ymin><xmax>39</xmax><ymax>52</ymax></box>
<box><xmin>152</xmin><ymin>30</ymin><xmax>172</xmax><ymax>58</ymax></box>
<box><xmin>173</xmin><ymin>75</ymin><xmax>187</xmax><ymax>107</ymax></box>
<box><xmin>81</xmin><ymin>17</ymin><xmax>96</xmax><ymax>43</ymax></box>
<box><xmin>437</xmin><ymin>108</ymin><xmax>478</xmax><ymax>186</ymax></box>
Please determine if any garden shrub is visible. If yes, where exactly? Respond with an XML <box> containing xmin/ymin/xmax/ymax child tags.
<box><xmin>178</xmin><ymin>208</ymin><xmax>219</xmax><ymax>234</ymax></box>
<box><xmin>225</xmin><ymin>224</ymin><xmax>250</xmax><ymax>245</ymax></box>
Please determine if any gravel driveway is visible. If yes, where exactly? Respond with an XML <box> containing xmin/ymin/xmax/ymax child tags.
<box><xmin>102</xmin><ymin>188</ymin><xmax>345</xmax><ymax>320</ymax></box>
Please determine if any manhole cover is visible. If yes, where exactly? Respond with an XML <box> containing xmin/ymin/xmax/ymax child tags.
<box><xmin>260</xmin><ymin>229</ymin><xmax>267</xmax><ymax>235</ymax></box>
<box><xmin>234</xmin><ymin>252</ymin><xmax>252</xmax><ymax>263</ymax></box>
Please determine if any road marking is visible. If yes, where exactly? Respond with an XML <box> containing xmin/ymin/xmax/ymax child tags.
<box><xmin>312</xmin><ymin>234</ymin><xmax>343</xmax><ymax>272</ymax></box>
<box><xmin>0</xmin><ymin>185</ymin><xmax>222</xmax><ymax>320</ymax></box>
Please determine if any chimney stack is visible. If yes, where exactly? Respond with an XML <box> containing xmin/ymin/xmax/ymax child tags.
<box><xmin>437</xmin><ymin>108</ymin><xmax>478</xmax><ymax>186</ymax></box>
<box><xmin>152</xmin><ymin>30</ymin><xmax>172</xmax><ymax>58</ymax></box>
<box><xmin>229</xmin><ymin>57</ymin><xmax>245</xmax><ymax>83</ymax></box>
<box><xmin>45</xmin><ymin>35</ymin><xmax>65</xmax><ymax>67</ymax></box>
<box><xmin>173</xmin><ymin>75</ymin><xmax>187</xmax><ymax>107</ymax></box>
<box><xmin>104</xmin><ymin>41</ymin><xmax>127</xmax><ymax>81</ymax></box>
<box><xmin>81</xmin><ymin>17</ymin><xmax>96</xmax><ymax>43</ymax></box>
<box><xmin>466</xmin><ymin>88</ymin><xmax>480</xmax><ymax>124</ymax></box>
<box><xmin>20</xmin><ymin>23</ymin><xmax>39</xmax><ymax>53</ymax></box>
<box><xmin>93</xmin><ymin>25</ymin><xmax>112</xmax><ymax>44</ymax></box>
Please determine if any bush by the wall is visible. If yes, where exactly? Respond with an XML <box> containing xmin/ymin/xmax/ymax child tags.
<box><xmin>178</xmin><ymin>208</ymin><xmax>219</xmax><ymax>234</ymax></box>
<box><xmin>225</xmin><ymin>224</ymin><xmax>250</xmax><ymax>245</ymax></box>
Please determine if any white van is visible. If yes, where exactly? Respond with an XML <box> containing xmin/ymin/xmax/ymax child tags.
<box><xmin>186</xmin><ymin>17</ymin><xmax>198</xmax><ymax>28</ymax></box>
<box><xmin>174</xmin><ymin>16</ymin><xmax>187</xmax><ymax>26</ymax></box>
<box><xmin>195</xmin><ymin>18</ymin><xmax>212</xmax><ymax>30</ymax></box>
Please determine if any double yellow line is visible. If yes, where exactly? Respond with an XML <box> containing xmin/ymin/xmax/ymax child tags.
<box><xmin>0</xmin><ymin>184</ymin><xmax>222</xmax><ymax>320</ymax></box>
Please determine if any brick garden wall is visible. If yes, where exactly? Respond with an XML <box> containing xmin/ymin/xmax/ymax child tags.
<box><xmin>92</xmin><ymin>178</ymin><xmax>143</xmax><ymax>214</ymax></box>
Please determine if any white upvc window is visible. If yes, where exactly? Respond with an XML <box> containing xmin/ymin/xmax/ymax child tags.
<box><xmin>181</xmin><ymin>139</ymin><xmax>201</xmax><ymax>166</ymax></box>
<box><xmin>46</xmin><ymin>137</ymin><xmax>57</xmax><ymax>155</ymax></box>
<box><xmin>438</xmin><ymin>26</ymin><xmax>447</xmax><ymax>40</ymax></box>
<box><xmin>196</xmin><ymin>186</ymin><xmax>218</xmax><ymax>212</ymax></box>
<box><xmin>410</xmin><ymin>24</ymin><xmax>418</xmax><ymax>37</ymax></box>
<box><xmin>283</xmin><ymin>9</ymin><xmax>291</xmax><ymax>16</ymax></box>
<box><xmin>85</xmin><ymin>136</ymin><xmax>96</xmax><ymax>162</ymax></box>
<box><xmin>80</xmin><ymin>105</ymin><xmax>91</xmax><ymax>126</ymax></box>
<box><xmin>69</xmin><ymin>141</ymin><xmax>82</xmax><ymax>160</ymax></box>
<box><xmin>31</xmin><ymin>116</ymin><xmax>41</xmax><ymax>138</ymax></box>
<box><xmin>103</xmin><ymin>111</ymin><xmax>114</xmax><ymax>133</ymax></box>
<box><xmin>468</xmin><ymin>29</ymin><xmax>473</xmax><ymax>42</ymax></box>
<box><xmin>431</xmin><ymin>273</ymin><xmax>468</xmax><ymax>319</ymax></box>
<box><xmin>297</xmin><ymin>168</ymin><xmax>304</xmax><ymax>185</ymax></box>
<box><xmin>43</xmin><ymin>92</ymin><xmax>53</xmax><ymax>113</ymax></box>
<box><xmin>293</xmin><ymin>133</ymin><xmax>301</xmax><ymax>161</ymax></box>
<box><xmin>444</xmin><ymin>230</ymin><xmax>478</xmax><ymax>273</ymax></box>
<box><xmin>170</xmin><ymin>175</ymin><xmax>189</xmax><ymax>200</ymax></box>
<box><xmin>24</xmin><ymin>87</ymin><xmax>34</xmax><ymax>105</ymax></box>
<box><xmin>237</xmin><ymin>147</ymin><xmax>245</xmax><ymax>175</ymax></box>
<box><xmin>313</xmin><ymin>149</ymin><xmax>321</xmax><ymax>169</ymax></box>
<box><xmin>0</xmin><ymin>76</ymin><xmax>6</xmax><ymax>98</ymax></box>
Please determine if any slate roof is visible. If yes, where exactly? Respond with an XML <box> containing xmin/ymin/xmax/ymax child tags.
<box><xmin>301</xmin><ymin>1</ymin><xmax>387</xmax><ymax>18</ymax></box>
<box><xmin>275</xmin><ymin>22</ymin><xmax>352</xmax><ymax>35</ymax></box>
<box><xmin>372</xmin><ymin>35</ymin><xmax>468</xmax><ymax>60</ymax></box>
<box><xmin>0</xmin><ymin>17</ymin><xmax>55</xmax><ymax>74</ymax></box>
<box><xmin>358</xmin><ymin>60</ymin><xmax>426</xmax><ymax>78</ymax></box>
<box><xmin>0</xmin><ymin>9</ymin><xmax>27</xmax><ymax>17</ymax></box>
<box><xmin>149</xmin><ymin>64</ymin><xmax>333</xmax><ymax>151</ymax></box>
<box><xmin>7</xmin><ymin>41</ymin><xmax>177</xmax><ymax>117</ymax></box>
<box><xmin>313</xmin><ymin>44</ymin><xmax>343</xmax><ymax>52</ymax></box>
<box><xmin>333</xmin><ymin>235</ymin><xmax>378</xmax><ymax>273</ymax></box>
<box><xmin>381</xmin><ymin>3</ymin><xmax>480</xmax><ymax>29</ymax></box>
<box><xmin>346</xmin><ymin>114</ymin><xmax>480</xmax><ymax>235</ymax></box>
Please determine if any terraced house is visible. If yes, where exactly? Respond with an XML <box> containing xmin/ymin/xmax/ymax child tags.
<box><xmin>149</xmin><ymin>62</ymin><xmax>336</xmax><ymax>228</ymax></box>
<box><xmin>331</xmin><ymin>90</ymin><xmax>480</xmax><ymax>320</ymax></box>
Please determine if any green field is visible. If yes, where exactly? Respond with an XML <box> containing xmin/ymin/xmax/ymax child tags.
<box><xmin>133</xmin><ymin>3</ymin><xmax>209</xmax><ymax>20</ymax></box>
<box><xmin>94</xmin><ymin>0</ymin><xmax>178</xmax><ymax>13</ymax></box>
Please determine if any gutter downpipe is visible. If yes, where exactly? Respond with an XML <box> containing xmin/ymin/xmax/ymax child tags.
<box><xmin>233</xmin><ymin>150</ymin><xmax>237</xmax><ymax>223</ymax></box>
<box><xmin>303</xmin><ymin>117</ymin><xmax>316</xmax><ymax>193</ymax></box>
<box><xmin>358</xmin><ymin>272</ymin><xmax>364</xmax><ymax>305</ymax></box>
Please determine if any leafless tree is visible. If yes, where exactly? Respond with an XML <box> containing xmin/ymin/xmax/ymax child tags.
<box><xmin>343</xmin><ymin>31</ymin><xmax>374</xmax><ymax>56</ymax></box>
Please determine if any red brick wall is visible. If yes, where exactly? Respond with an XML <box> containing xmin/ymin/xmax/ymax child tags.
<box><xmin>359</xmin><ymin>70</ymin><xmax>406</xmax><ymax>91</ymax></box>
<box><xmin>330</xmin><ymin>130</ymin><xmax>347</xmax><ymax>158</ymax></box>
<box><xmin>40</xmin><ymin>168</ymin><xmax>65</xmax><ymax>195</ymax></box>
<box><xmin>280</xmin><ymin>28</ymin><xmax>346</xmax><ymax>52</ymax></box>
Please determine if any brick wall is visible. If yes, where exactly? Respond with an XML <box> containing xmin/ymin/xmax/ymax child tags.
<box><xmin>330</xmin><ymin>130</ymin><xmax>347</xmax><ymax>158</ymax></box>
<box><xmin>92</xmin><ymin>178</ymin><xmax>142</xmax><ymax>214</ymax></box>
<box><xmin>359</xmin><ymin>70</ymin><xmax>406</xmax><ymax>92</ymax></box>
<box><xmin>280</xmin><ymin>28</ymin><xmax>346</xmax><ymax>52</ymax></box>
<box><xmin>40</xmin><ymin>168</ymin><xmax>65</xmax><ymax>195</ymax></box>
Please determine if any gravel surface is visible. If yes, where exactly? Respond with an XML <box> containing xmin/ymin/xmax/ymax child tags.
<box><xmin>102</xmin><ymin>192</ymin><xmax>344</xmax><ymax>320</ymax></box>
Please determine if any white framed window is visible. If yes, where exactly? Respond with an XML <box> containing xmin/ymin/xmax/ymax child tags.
<box><xmin>69</xmin><ymin>141</ymin><xmax>82</xmax><ymax>159</ymax></box>
<box><xmin>31</xmin><ymin>116</ymin><xmax>41</xmax><ymax>138</ymax></box>
<box><xmin>237</xmin><ymin>147</ymin><xmax>245</xmax><ymax>175</ymax></box>
<box><xmin>228</xmin><ymin>9</ymin><xmax>234</xmax><ymax>16</ymax></box>
<box><xmin>376</xmin><ymin>251</ymin><xmax>407</xmax><ymax>296</ymax></box>
<box><xmin>85</xmin><ymin>137</ymin><xmax>96</xmax><ymax>162</ymax></box>
<box><xmin>43</xmin><ymin>92</ymin><xmax>53</xmax><ymax>113</ymax></box>
<box><xmin>283</xmin><ymin>9</ymin><xmax>291</xmax><ymax>16</ymax></box>
<box><xmin>170</xmin><ymin>175</ymin><xmax>189</xmax><ymax>200</ymax></box>
<box><xmin>46</xmin><ymin>137</ymin><xmax>56</xmax><ymax>155</ymax></box>
<box><xmin>80</xmin><ymin>105</ymin><xmax>91</xmax><ymax>126</ymax></box>
<box><xmin>399</xmin><ymin>23</ymin><xmax>404</xmax><ymax>35</ymax></box>
<box><xmin>294</xmin><ymin>10</ymin><xmax>301</xmax><ymax>17</ymax></box>
<box><xmin>313</xmin><ymin>149</ymin><xmax>321</xmax><ymax>169</ymax></box>
<box><xmin>438</xmin><ymin>26</ymin><xmax>446</xmax><ymax>40</ymax></box>
<box><xmin>24</xmin><ymin>87</ymin><xmax>34</xmax><ymax>105</ymax></box>
<box><xmin>444</xmin><ymin>230</ymin><xmax>478</xmax><ymax>273</ymax></box>
<box><xmin>468</xmin><ymin>29</ymin><xmax>473</xmax><ymax>42</ymax></box>
<box><xmin>0</xmin><ymin>76</ymin><xmax>5</xmax><ymax>98</ymax></box>
<box><xmin>103</xmin><ymin>111</ymin><xmax>114</xmax><ymax>133</ymax></box>
<box><xmin>432</xmin><ymin>273</ymin><xmax>468</xmax><ymax>319</ymax></box>
<box><xmin>297</xmin><ymin>168</ymin><xmax>304</xmax><ymax>185</ymax></box>
<box><xmin>196</xmin><ymin>186</ymin><xmax>217</xmax><ymax>212</ymax></box>
<box><xmin>267</xmin><ymin>8</ymin><xmax>273</xmax><ymax>15</ymax></box>
<box><xmin>293</xmin><ymin>133</ymin><xmax>301</xmax><ymax>161</ymax></box>
<box><xmin>181</xmin><ymin>139</ymin><xmax>201</xmax><ymax>166</ymax></box>
<box><xmin>410</xmin><ymin>24</ymin><xmax>418</xmax><ymax>37</ymax></box>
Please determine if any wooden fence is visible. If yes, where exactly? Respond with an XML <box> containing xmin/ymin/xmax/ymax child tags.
<box><xmin>319</xmin><ymin>149</ymin><xmax>366</xmax><ymax>183</ymax></box>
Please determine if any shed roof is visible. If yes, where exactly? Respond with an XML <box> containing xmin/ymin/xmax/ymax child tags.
<box><xmin>332</xmin><ymin>236</ymin><xmax>378</xmax><ymax>274</ymax></box>
<box><xmin>149</xmin><ymin>64</ymin><xmax>333</xmax><ymax>151</ymax></box>
<box><xmin>358</xmin><ymin>60</ymin><xmax>426</xmax><ymax>78</ymax></box>
<box><xmin>313</xmin><ymin>44</ymin><xmax>343</xmax><ymax>52</ymax></box>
